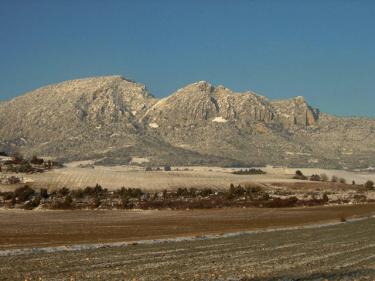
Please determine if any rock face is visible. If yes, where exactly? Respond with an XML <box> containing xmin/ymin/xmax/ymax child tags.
<box><xmin>0</xmin><ymin>75</ymin><xmax>374</xmax><ymax>168</ymax></box>
<box><xmin>144</xmin><ymin>81</ymin><xmax>319</xmax><ymax>129</ymax></box>
<box><xmin>144</xmin><ymin>81</ymin><xmax>275</xmax><ymax>125</ymax></box>
<box><xmin>271</xmin><ymin>96</ymin><xmax>319</xmax><ymax>128</ymax></box>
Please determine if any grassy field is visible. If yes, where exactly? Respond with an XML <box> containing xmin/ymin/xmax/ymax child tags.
<box><xmin>1</xmin><ymin>214</ymin><xmax>374</xmax><ymax>280</ymax></box>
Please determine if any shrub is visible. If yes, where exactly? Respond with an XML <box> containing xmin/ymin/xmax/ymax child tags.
<box><xmin>145</xmin><ymin>166</ymin><xmax>152</xmax><ymax>171</ymax></box>
<box><xmin>354</xmin><ymin>194</ymin><xmax>367</xmax><ymax>202</ymax></box>
<box><xmin>64</xmin><ymin>196</ymin><xmax>73</xmax><ymax>207</ymax></box>
<box><xmin>44</xmin><ymin>160</ymin><xmax>62</xmax><ymax>169</ymax></box>
<box><xmin>18</xmin><ymin>162</ymin><xmax>33</xmax><ymax>173</ymax></box>
<box><xmin>11</xmin><ymin>152</ymin><xmax>24</xmax><ymax>163</ymax></box>
<box><xmin>322</xmin><ymin>193</ymin><xmax>329</xmax><ymax>202</ymax></box>
<box><xmin>52</xmin><ymin>195</ymin><xmax>74</xmax><ymax>209</ymax></box>
<box><xmin>92</xmin><ymin>196</ymin><xmax>101</xmax><ymax>208</ymax></box>
<box><xmin>176</xmin><ymin>187</ymin><xmax>189</xmax><ymax>197</ymax></box>
<box><xmin>164</xmin><ymin>165</ymin><xmax>172</xmax><ymax>171</ymax></box>
<box><xmin>23</xmin><ymin>196</ymin><xmax>41</xmax><ymax>210</ymax></box>
<box><xmin>162</xmin><ymin>189</ymin><xmax>168</xmax><ymax>199</ymax></box>
<box><xmin>226</xmin><ymin>184</ymin><xmax>246</xmax><ymax>199</ymax></box>
<box><xmin>83</xmin><ymin>184</ymin><xmax>107</xmax><ymax>197</ymax></box>
<box><xmin>1</xmin><ymin>192</ymin><xmax>15</xmax><ymax>201</ymax></box>
<box><xmin>72</xmin><ymin>189</ymin><xmax>84</xmax><ymax>199</ymax></box>
<box><xmin>232</xmin><ymin>168</ymin><xmax>266</xmax><ymax>175</ymax></box>
<box><xmin>293</xmin><ymin>170</ymin><xmax>307</xmax><ymax>180</ymax></box>
<box><xmin>331</xmin><ymin>176</ymin><xmax>338</xmax><ymax>183</ymax></box>
<box><xmin>261</xmin><ymin>192</ymin><xmax>271</xmax><ymax>201</ymax></box>
<box><xmin>265</xmin><ymin>197</ymin><xmax>298</xmax><ymax>208</ymax></box>
<box><xmin>83</xmin><ymin>186</ymin><xmax>94</xmax><ymax>196</ymax></box>
<box><xmin>30</xmin><ymin>156</ymin><xmax>44</xmax><ymax>165</ymax></box>
<box><xmin>339</xmin><ymin>178</ymin><xmax>347</xmax><ymax>184</ymax></box>
<box><xmin>199</xmin><ymin>188</ymin><xmax>213</xmax><ymax>197</ymax></box>
<box><xmin>296</xmin><ymin>170</ymin><xmax>303</xmax><ymax>176</ymax></box>
<box><xmin>320</xmin><ymin>174</ymin><xmax>329</xmax><ymax>182</ymax></box>
<box><xmin>364</xmin><ymin>180</ymin><xmax>374</xmax><ymax>190</ymax></box>
<box><xmin>189</xmin><ymin>188</ymin><xmax>198</xmax><ymax>197</ymax></box>
<box><xmin>121</xmin><ymin>196</ymin><xmax>130</xmax><ymax>208</ymax></box>
<box><xmin>40</xmin><ymin>188</ymin><xmax>49</xmax><ymax>199</ymax></box>
<box><xmin>310</xmin><ymin>174</ymin><xmax>321</xmax><ymax>181</ymax></box>
<box><xmin>7</xmin><ymin>176</ymin><xmax>21</xmax><ymax>184</ymax></box>
<box><xmin>116</xmin><ymin>187</ymin><xmax>143</xmax><ymax>199</ymax></box>
<box><xmin>58</xmin><ymin>187</ymin><xmax>70</xmax><ymax>196</ymax></box>
<box><xmin>93</xmin><ymin>184</ymin><xmax>105</xmax><ymax>195</ymax></box>
<box><xmin>245</xmin><ymin>185</ymin><xmax>263</xmax><ymax>194</ymax></box>
<box><xmin>14</xmin><ymin>185</ymin><xmax>35</xmax><ymax>202</ymax></box>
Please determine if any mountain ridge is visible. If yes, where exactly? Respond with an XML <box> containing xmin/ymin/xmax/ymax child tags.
<box><xmin>0</xmin><ymin>75</ymin><xmax>374</xmax><ymax>169</ymax></box>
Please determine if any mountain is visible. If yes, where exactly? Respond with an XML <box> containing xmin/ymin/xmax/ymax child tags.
<box><xmin>0</xmin><ymin>75</ymin><xmax>374</xmax><ymax>169</ymax></box>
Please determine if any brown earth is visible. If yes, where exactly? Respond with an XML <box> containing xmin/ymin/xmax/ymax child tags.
<box><xmin>0</xmin><ymin>204</ymin><xmax>374</xmax><ymax>250</ymax></box>
<box><xmin>1</xmin><ymin>212</ymin><xmax>375</xmax><ymax>280</ymax></box>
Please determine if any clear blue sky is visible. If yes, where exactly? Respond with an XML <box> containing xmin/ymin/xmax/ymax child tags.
<box><xmin>0</xmin><ymin>0</ymin><xmax>374</xmax><ymax>117</ymax></box>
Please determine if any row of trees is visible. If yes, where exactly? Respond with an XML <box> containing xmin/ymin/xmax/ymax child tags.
<box><xmin>145</xmin><ymin>165</ymin><xmax>171</xmax><ymax>172</ymax></box>
<box><xmin>293</xmin><ymin>170</ymin><xmax>374</xmax><ymax>190</ymax></box>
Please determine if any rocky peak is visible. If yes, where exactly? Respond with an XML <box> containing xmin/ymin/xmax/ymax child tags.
<box><xmin>0</xmin><ymin>75</ymin><xmax>157</xmax><ymax>146</ymax></box>
<box><xmin>271</xmin><ymin>96</ymin><xmax>319</xmax><ymax>128</ymax></box>
<box><xmin>175</xmin><ymin>81</ymin><xmax>214</xmax><ymax>95</ymax></box>
<box><xmin>145</xmin><ymin>82</ymin><xmax>276</xmax><ymax>127</ymax></box>
<box><xmin>146</xmin><ymin>81</ymin><xmax>219</xmax><ymax>124</ymax></box>
<box><xmin>145</xmin><ymin>82</ymin><xmax>321</xmax><ymax>129</ymax></box>
<box><xmin>40</xmin><ymin>75</ymin><xmax>157</xmax><ymax>122</ymax></box>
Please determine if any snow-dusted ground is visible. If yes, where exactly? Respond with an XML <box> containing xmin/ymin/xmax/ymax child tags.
<box><xmin>1</xmin><ymin>216</ymin><xmax>375</xmax><ymax>280</ymax></box>
<box><xmin>13</xmin><ymin>164</ymin><xmax>374</xmax><ymax>191</ymax></box>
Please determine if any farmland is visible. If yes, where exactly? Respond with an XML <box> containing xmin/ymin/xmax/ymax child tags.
<box><xmin>0</xmin><ymin>209</ymin><xmax>374</xmax><ymax>280</ymax></box>
<box><xmin>1</xmin><ymin>164</ymin><xmax>375</xmax><ymax>280</ymax></box>
<box><xmin>3</xmin><ymin>164</ymin><xmax>375</xmax><ymax>192</ymax></box>
<box><xmin>0</xmin><ymin>204</ymin><xmax>374</xmax><ymax>250</ymax></box>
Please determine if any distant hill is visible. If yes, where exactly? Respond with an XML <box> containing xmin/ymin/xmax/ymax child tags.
<box><xmin>0</xmin><ymin>75</ymin><xmax>374</xmax><ymax>168</ymax></box>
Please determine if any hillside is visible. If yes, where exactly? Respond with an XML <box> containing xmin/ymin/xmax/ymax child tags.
<box><xmin>0</xmin><ymin>75</ymin><xmax>374</xmax><ymax>168</ymax></box>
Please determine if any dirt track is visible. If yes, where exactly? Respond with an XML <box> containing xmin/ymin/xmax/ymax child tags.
<box><xmin>1</xmin><ymin>215</ymin><xmax>374</xmax><ymax>280</ymax></box>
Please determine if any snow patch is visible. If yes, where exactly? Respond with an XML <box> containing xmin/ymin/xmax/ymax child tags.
<box><xmin>130</xmin><ymin>157</ymin><xmax>150</xmax><ymax>164</ymax></box>
<box><xmin>212</xmin><ymin>117</ymin><xmax>228</xmax><ymax>123</ymax></box>
<box><xmin>0</xmin><ymin>156</ymin><xmax>12</xmax><ymax>162</ymax></box>
<box><xmin>149</xmin><ymin>122</ymin><xmax>159</xmax><ymax>128</ymax></box>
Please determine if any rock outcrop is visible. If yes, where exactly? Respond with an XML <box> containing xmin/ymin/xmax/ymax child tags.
<box><xmin>271</xmin><ymin>96</ymin><xmax>319</xmax><ymax>128</ymax></box>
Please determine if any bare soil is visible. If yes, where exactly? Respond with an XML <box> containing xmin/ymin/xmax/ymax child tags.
<box><xmin>0</xmin><ymin>204</ymin><xmax>374</xmax><ymax>250</ymax></box>
<box><xmin>0</xmin><ymin>214</ymin><xmax>374</xmax><ymax>280</ymax></box>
